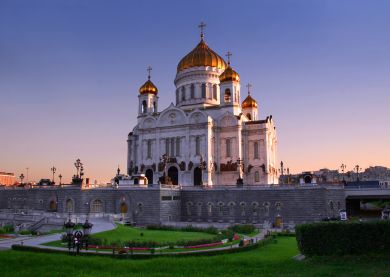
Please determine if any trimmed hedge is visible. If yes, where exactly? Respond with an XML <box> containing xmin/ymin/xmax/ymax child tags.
<box><xmin>296</xmin><ymin>220</ymin><xmax>390</xmax><ymax>256</ymax></box>
<box><xmin>228</xmin><ymin>224</ymin><xmax>256</xmax><ymax>235</ymax></box>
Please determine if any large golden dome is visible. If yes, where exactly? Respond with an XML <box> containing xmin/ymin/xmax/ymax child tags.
<box><xmin>219</xmin><ymin>65</ymin><xmax>240</xmax><ymax>82</ymax></box>
<box><xmin>177</xmin><ymin>39</ymin><xmax>227</xmax><ymax>73</ymax></box>
<box><xmin>242</xmin><ymin>94</ymin><xmax>258</xmax><ymax>109</ymax></box>
<box><xmin>139</xmin><ymin>79</ymin><xmax>158</xmax><ymax>95</ymax></box>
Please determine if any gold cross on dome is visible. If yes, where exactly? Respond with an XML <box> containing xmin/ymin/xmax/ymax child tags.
<box><xmin>147</xmin><ymin>66</ymin><xmax>152</xmax><ymax>80</ymax></box>
<box><xmin>225</xmin><ymin>51</ymin><xmax>232</xmax><ymax>65</ymax></box>
<box><xmin>198</xmin><ymin>21</ymin><xmax>206</xmax><ymax>39</ymax></box>
<box><xmin>246</xmin><ymin>83</ymin><xmax>252</xmax><ymax>94</ymax></box>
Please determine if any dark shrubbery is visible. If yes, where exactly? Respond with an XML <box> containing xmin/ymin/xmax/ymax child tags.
<box><xmin>296</xmin><ymin>220</ymin><xmax>390</xmax><ymax>256</ymax></box>
<box><xmin>0</xmin><ymin>225</ymin><xmax>14</xmax><ymax>234</ymax></box>
<box><xmin>228</xmin><ymin>224</ymin><xmax>256</xmax><ymax>234</ymax></box>
<box><xmin>146</xmin><ymin>225</ymin><xmax>219</xmax><ymax>235</ymax></box>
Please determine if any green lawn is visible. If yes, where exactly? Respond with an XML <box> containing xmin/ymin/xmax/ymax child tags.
<box><xmin>2</xmin><ymin>237</ymin><xmax>390</xmax><ymax>276</ymax></box>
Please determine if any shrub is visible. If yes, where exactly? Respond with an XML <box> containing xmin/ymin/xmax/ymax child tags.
<box><xmin>228</xmin><ymin>224</ymin><xmax>256</xmax><ymax>234</ymax></box>
<box><xmin>146</xmin><ymin>224</ymin><xmax>219</xmax><ymax>234</ymax></box>
<box><xmin>19</xmin><ymin>230</ymin><xmax>32</xmax><ymax>235</ymax></box>
<box><xmin>296</xmin><ymin>220</ymin><xmax>390</xmax><ymax>256</ymax></box>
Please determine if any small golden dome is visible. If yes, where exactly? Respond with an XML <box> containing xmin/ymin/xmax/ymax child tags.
<box><xmin>177</xmin><ymin>39</ymin><xmax>227</xmax><ymax>73</ymax></box>
<box><xmin>242</xmin><ymin>94</ymin><xmax>258</xmax><ymax>109</ymax></box>
<box><xmin>139</xmin><ymin>79</ymin><xmax>158</xmax><ymax>95</ymax></box>
<box><xmin>219</xmin><ymin>65</ymin><xmax>240</xmax><ymax>82</ymax></box>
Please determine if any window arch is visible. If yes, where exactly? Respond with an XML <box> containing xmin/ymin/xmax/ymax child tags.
<box><xmin>181</xmin><ymin>86</ymin><xmax>186</xmax><ymax>101</ymax></box>
<box><xmin>195</xmin><ymin>136</ymin><xmax>201</xmax><ymax>156</ymax></box>
<box><xmin>226</xmin><ymin>138</ymin><xmax>231</xmax><ymax>157</ymax></box>
<box><xmin>254</xmin><ymin>171</ymin><xmax>260</xmax><ymax>182</ymax></box>
<box><xmin>254</xmin><ymin>142</ymin><xmax>259</xmax><ymax>159</ymax></box>
<box><xmin>142</xmin><ymin>100</ymin><xmax>147</xmax><ymax>113</ymax></box>
<box><xmin>207</xmin><ymin>202</ymin><xmax>213</xmax><ymax>216</ymax></box>
<box><xmin>66</xmin><ymin>199</ymin><xmax>74</xmax><ymax>213</ymax></box>
<box><xmin>153</xmin><ymin>102</ymin><xmax>157</xmax><ymax>113</ymax></box>
<box><xmin>91</xmin><ymin>199</ymin><xmax>103</xmax><ymax>213</ymax></box>
<box><xmin>224</xmin><ymin>88</ymin><xmax>231</xmax><ymax>102</ymax></box>
<box><xmin>228</xmin><ymin>202</ymin><xmax>235</xmax><ymax>216</ymax></box>
<box><xmin>201</xmin><ymin>83</ymin><xmax>206</xmax><ymax>98</ymax></box>
<box><xmin>218</xmin><ymin>202</ymin><xmax>224</xmax><ymax>215</ymax></box>
<box><xmin>240</xmin><ymin>202</ymin><xmax>246</xmax><ymax>216</ymax></box>
<box><xmin>191</xmin><ymin>84</ymin><xmax>195</xmax><ymax>99</ymax></box>
<box><xmin>186</xmin><ymin>202</ymin><xmax>193</xmax><ymax>216</ymax></box>
<box><xmin>246</xmin><ymin>113</ymin><xmax>252</xmax><ymax>120</ymax></box>
<box><xmin>212</xmin><ymin>85</ymin><xmax>217</xmax><ymax>100</ymax></box>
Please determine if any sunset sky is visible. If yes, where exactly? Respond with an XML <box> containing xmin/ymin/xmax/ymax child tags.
<box><xmin>1</xmin><ymin>0</ymin><xmax>389</xmax><ymax>183</ymax></box>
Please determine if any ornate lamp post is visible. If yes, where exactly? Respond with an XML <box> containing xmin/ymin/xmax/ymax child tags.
<box><xmin>354</xmin><ymin>165</ymin><xmax>360</xmax><ymax>181</ymax></box>
<box><xmin>19</xmin><ymin>173</ymin><xmax>25</xmax><ymax>185</ymax></box>
<box><xmin>50</xmin><ymin>166</ymin><xmax>57</xmax><ymax>185</ymax></box>
<box><xmin>236</xmin><ymin>158</ymin><xmax>244</xmax><ymax>186</ymax></box>
<box><xmin>340</xmin><ymin>164</ymin><xmax>347</xmax><ymax>182</ymax></box>
<box><xmin>82</xmin><ymin>218</ymin><xmax>93</xmax><ymax>251</ymax></box>
<box><xmin>199</xmin><ymin>155</ymin><xmax>207</xmax><ymax>186</ymax></box>
<box><xmin>58</xmin><ymin>174</ymin><xmax>63</xmax><ymax>185</ymax></box>
<box><xmin>159</xmin><ymin>154</ymin><xmax>169</xmax><ymax>184</ymax></box>
<box><xmin>64</xmin><ymin>213</ymin><xmax>75</xmax><ymax>251</ymax></box>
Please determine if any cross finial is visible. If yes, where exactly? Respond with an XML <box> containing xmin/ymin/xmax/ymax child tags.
<box><xmin>198</xmin><ymin>21</ymin><xmax>206</xmax><ymax>39</ymax></box>
<box><xmin>147</xmin><ymin>66</ymin><xmax>152</xmax><ymax>80</ymax></box>
<box><xmin>225</xmin><ymin>51</ymin><xmax>232</xmax><ymax>65</ymax></box>
<box><xmin>246</xmin><ymin>83</ymin><xmax>252</xmax><ymax>95</ymax></box>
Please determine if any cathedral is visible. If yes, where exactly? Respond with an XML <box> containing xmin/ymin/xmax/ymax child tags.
<box><xmin>127</xmin><ymin>25</ymin><xmax>278</xmax><ymax>187</ymax></box>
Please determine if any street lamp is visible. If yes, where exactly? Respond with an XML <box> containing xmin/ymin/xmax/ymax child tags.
<box><xmin>82</xmin><ymin>219</ymin><xmax>93</xmax><ymax>251</ymax></box>
<box><xmin>199</xmin><ymin>155</ymin><xmax>207</xmax><ymax>186</ymax></box>
<box><xmin>236</xmin><ymin>158</ymin><xmax>244</xmax><ymax>186</ymax></box>
<box><xmin>159</xmin><ymin>154</ymin><xmax>169</xmax><ymax>184</ymax></box>
<box><xmin>59</xmin><ymin>174</ymin><xmax>62</xmax><ymax>185</ymax></box>
<box><xmin>51</xmin><ymin>166</ymin><xmax>57</xmax><ymax>185</ymax></box>
<box><xmin>63</xmin><ymin>212</ymin><xmax>93</xmax><ymax>254</ymax></box>
<box><xmin>354</xmin><ymin>165</ymin><xmax>360</xmax><ymax>181</ymax></box>
<box><xmin>64</xmin><ymin>213</ymin><xmax>75</xmax><ymax>251</ymax></box>
<box><xmin>19</xmin><ymin>173</ymin><xmax>25</xmax><ymax>185</ymax></box>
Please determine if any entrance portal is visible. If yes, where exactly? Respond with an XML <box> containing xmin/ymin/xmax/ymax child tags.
<box><xmin>193</xmin><ymin>167</ymin><xmax>202</xmax><ymax>186</ymax></box>
<box><xmin>168</xmin><ymin>166</ymin><xmax>178</xmax><ymax>185</ymax></box>
<box><xmin>145</xmin><ymin>169</ymin><xmax>153</xmax><ymax>185</ymax></box>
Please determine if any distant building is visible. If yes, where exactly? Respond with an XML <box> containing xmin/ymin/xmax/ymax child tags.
<box><xmin>0</xmin><ymin>172</ymin><xmax>16</xmax><ymax>186</ymax></box>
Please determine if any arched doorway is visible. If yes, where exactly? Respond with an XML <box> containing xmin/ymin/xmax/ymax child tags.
<box><xmin>120</xmin><ymin>202</ymin><xmax>128</xmax><ymax>214</ymax></box>
<box><xmin>168</xmin><ymin>166</ymin><xmax>178</xmax><ymax>185</ymax></box>
<box><xmin>49</xmin><ymin>200</ymin><xmax>57</xmax><ymax>212</ymax></box>
<box><xmin>145</xmin><ymin>169</ymin><xmax>153</xmax><ymax>185</ymax></box>
<box><xmin>193</xmin><ymin>167</ymin><xmax>202</xmax><ymax>186</ymax></box>
<box><xmin>66</xmin><ymin>199</ymin><xmax>74</xmax><ymax>213</ymax></box>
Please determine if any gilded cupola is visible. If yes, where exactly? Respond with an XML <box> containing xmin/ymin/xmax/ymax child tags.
<box><xmin>139</xmin><ymin>66</ymin><xmax>158</xmax><ymax>95</ymax></box>
<box><xmin>242</xmin><ymin>94</ymin><xmax>258</xmax><ymax>109</ymax></box>
<box><xmin>219</xmin><ymin>51</ymin><xmax>240</xmax><ymax>82</ymax></box>
<box><xmin>177</xmin><ymin>24</ymin><xmax>227</xmax><ymax>73</ymax></box>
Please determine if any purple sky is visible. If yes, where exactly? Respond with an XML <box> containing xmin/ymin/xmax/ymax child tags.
<box><xmin>1</xmin><ymin>0</ymin><xmax>389</xmax><ymax>183</ymax></box>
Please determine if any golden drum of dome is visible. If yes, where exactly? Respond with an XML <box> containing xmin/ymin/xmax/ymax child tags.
<box><xmin>177</xmin><ymin>39</ymin><xmax>227</xmax><ymax>73</ymax></box>
<box><xmin>242</xmin><ymin>95</ymin><xmax>258</xmax><ymax>109</ymax></box>
<box><xmin>139</xmin><ymin>80</ymin><xmax>158</xmax><ymax>95</ymax></box>
<box><xmin>219</xmin><ymin>66</ymin><xmax>240</xmax><ymax>82</ymax></box>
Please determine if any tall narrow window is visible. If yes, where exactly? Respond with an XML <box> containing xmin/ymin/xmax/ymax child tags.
<box><xmin>153</xmin><ymin>102</ymin><xmax>157</xmax><ymax>113</ymax></box>
<box><xmin>181</xmin><ymin>87</ymin><xmax>186</xmax><ymax>101</ymax></box>
<box><xmin>226</xmin><ymin>138</ymin><xmax>231</xmax><ymax>157</ymax></box>
<box><xmin>176</xmin><ymin>137</ymin><xmax>180</xmax><ymax>157</ymax></box>
<box><xmin>147</xmin><ymin>140</ymin><xmax>152</xmax><ymax>159</ymax></box>
<box><xmin>191</xmin><ymin>84</ymin><xmax>195</xmax><ymax>99</ymax></box>
<box><xmin>176</xmin><ymin>89</ymin><xmax>179</xmax><ymax>104</ymax></box>
<box><xmin>224</xmin><ymin>89</ymin><xmax>231</xmax><ymax>102</ymax></box>
<box><xmin>142</xmin><ymin>100</ymin><xmax>147</xmax><ymax>113</ymax></box>
<box><xmin>165</xmin><ymin>139</ymin><xmax>169</xmax><ymax>155</ymax></box>
<box><xmin>195</xmin><ymin>136</ymin><xmax>200</xmax><ymax>156</ymax></box>
<box><xmin>170</xmin><ymin>138</ymin><xmax>175</xmax><ymax>157</ymax></box>
<box><xmin>255</xmin><ymin>171</ymin><xmax>260</xmax><ymax>182</ymax></box>
<box><xmin>254</xmin><ymin>142</ymin><xmax>259</xmax><ymax>159</ymax></box>
<box><xmin>201</xmin><ymin>83</ymin><xmax>206</xmax><ymax>98</ymax></box>
<box><xmin>213</xmin><ymin>85</ymin><xmax>217</xmax><ymax>100</ymax></box>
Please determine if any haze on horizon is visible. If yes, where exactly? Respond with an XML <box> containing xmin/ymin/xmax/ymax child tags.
<box><xmin>1</xmin><ymin>0</ymin><xmax>389</xmax><ymax>184</ymax></box>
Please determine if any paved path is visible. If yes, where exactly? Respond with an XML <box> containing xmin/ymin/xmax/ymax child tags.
<box><xmin>0</xmin><ymin>218</ymin><xmax>115</xmax><ymax>250</ymax></box>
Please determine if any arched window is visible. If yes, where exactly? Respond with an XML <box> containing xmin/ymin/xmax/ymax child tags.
<box><xmin>66</xmin><ymin>199</ymin><xmax>74</xmax><ymax>213</ymax></box>
<box><xmin>153</xmin><ymin>102</ymin><xmax>157</xmax><ymax>113</ymax></box>
<box><xmin>226</xmin><ymin>138</ymin><xmax>231</xmax><ymax>157</ymax></box>
<box><xmin>275</xmin><ymin>202</ymin><xmax>282</xmax><ymax>211</ymax></box>
<box><xmin>246</xmin><ymin>113</ymin><xmax>252</xmax><ymax>120</ymax></box>
<box><xmin>190</xmin><ymin>84</ymin><xmax>195</xmax><ymax>99</ymax></box>
<box><xmin>213</xmin><ymin>85</ymin><xmax>217</xmax><ymax>100</ymax></box>
<box><xmin>137</xmin><ymin>202</ymin><xmax>143</xmax><ymax>213</ymax></box>
<box><xmin>254</xmin><ymin>142</ymin><xmax>259</xmax><ymax>159</ymax></box>
<box><xmin>176</xmin><ymin>89</ymin><xmax>179</xmax><ymax>104</ymax></box>
<box><xmin>142</xmin><ymin>100</ymin><xmax>147</xmax><ymax>113</ymax></box>
<box><xmin>240</xmin><ymin>202</ymin><xmax>246</xmax><ymax>216</ymax></box>
<box><xmin>91</xmin><ymin>199</ymin><xmax>103</xmax><ymax>213</ymax></box>
<box><xmin>255</xmin><ymin>171</ymin><xmax>260</xmax><ymax>182</ymax></box>
<box><xmin>218</xmin><ymin>202</ymin><xmax>224</xmax><ymax>215</ymax></box>
<box><xmin>228</xmin><ymin>202</ymin><xmax>235</xmax><ymax>216</ymax></box>
<box><xmin>224</xmin><ymin>88</ymin><xmax>231</xmax><ymax>102</ymax></box>
<box><xmin>186</xmin><ymin>202</ymin><xmax>193</xmax><ymax>216</ymax></box>
<box><xmin>252</xmin><ymin>202</ymin><xmax>259</xmax><ymax>215</ymax></box>
<box><xmin>197</xmin><ymin>202</ymin><xmax>202</xmax><ymax>216</ymax></box>
<box><xmin>207</xmin><ymin>202</ymin><xmax>213</xmax><ymax>216</ymax></box>
<box><xmin>201</xmin><ymin>83</ymin><xmax>206</xmax><ymax>98</ymax></box>
<box><xmin>147</xmin><ymin>140</ymin><xmax>152</xmax><ymax>159</ymax></box>
<box><xmin>181</xmin><ymin>86</ymin><xmax>186</xmax><ymax>101</ymax></box>
<box><xmin>195</xmin><ymin>136</ymin><xmax>201</xmax><ymax>156</ymax></box>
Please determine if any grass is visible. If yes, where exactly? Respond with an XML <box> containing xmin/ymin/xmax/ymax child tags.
<box><xmin>2</xmin><ymin>237</ymin><xmax>390</xmax><ymax>276</ymax></box>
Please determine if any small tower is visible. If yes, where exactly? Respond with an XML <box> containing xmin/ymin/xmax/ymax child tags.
<box><xmin>138</xmin><ymin>66</ymin><xmax>158</xmax><ymax>120</ymax></box>
<box><xmin>219</xmin><ymin>52</ymin><xmax>241</xmax><ymax>109</ymax></box>
<box><xmin>242</xmin><ymin>83</ymin><xmax>258</xmax><ymax>121</ymax></box>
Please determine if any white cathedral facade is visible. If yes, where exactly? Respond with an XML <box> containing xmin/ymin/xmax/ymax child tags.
<box><xmin>127</xmin><ymin>28</ymin><xmax>278</xmax><ymax>187</ymax></box>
